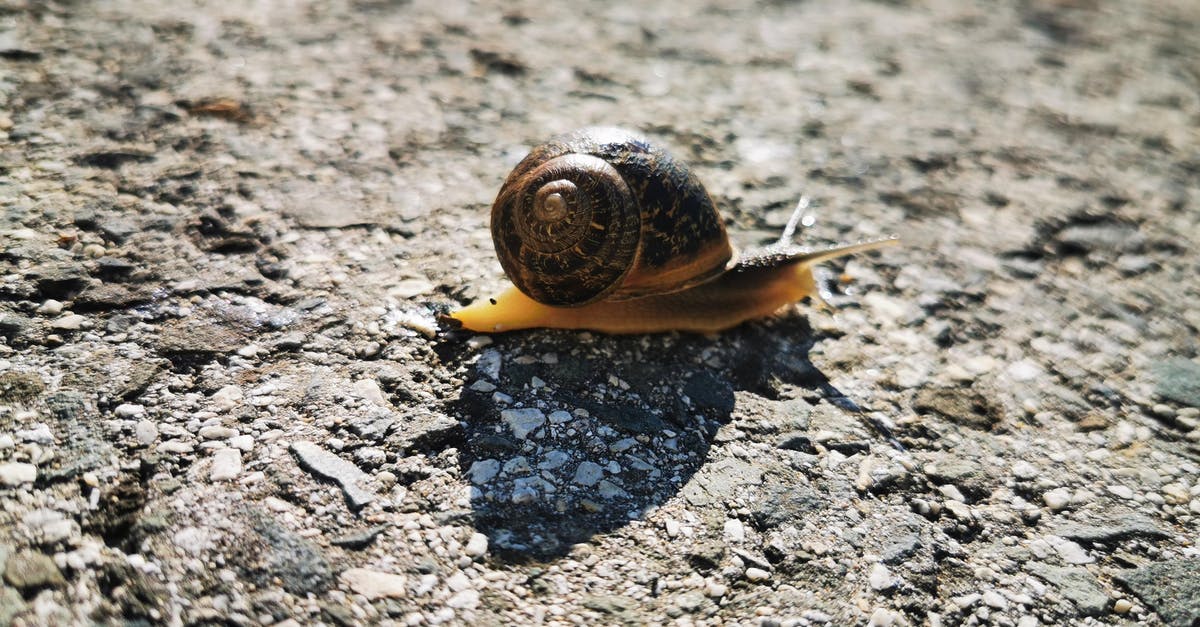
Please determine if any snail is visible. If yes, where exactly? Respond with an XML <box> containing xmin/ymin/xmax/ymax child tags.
<box><xmin>449</xmin><ymin>127</ymin><xmax>895</xmax><ymax>334</ymax></box>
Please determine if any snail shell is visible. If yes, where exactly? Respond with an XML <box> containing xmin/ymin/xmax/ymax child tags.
<box><xmin>491</xmin><ymin>127</ymin><xmax>733</xmax><ymax>307</ymax></box>
<box><xmin>449</xmin><ymin>127</ymin><xmax>897</xmax><ymax>334</ymax></box>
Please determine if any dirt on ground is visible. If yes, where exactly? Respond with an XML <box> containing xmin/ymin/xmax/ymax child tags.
<box><xmin>1</xmin><ymin>0</ymin><xmax>1199</xmax><ymax>625</ymax></box>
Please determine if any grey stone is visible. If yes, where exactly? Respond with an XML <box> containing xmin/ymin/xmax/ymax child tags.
<box><xmin>1053</xmin><ymin>515</ymin><xmax>1168</xmax><ymax>543</ymax></box>
<box><xmin>330</xmin><ymin>525</ymin><xmax>389</xmax><ymax>549</ymax></box>
<box><xmin>572</xmin><ymin>461</ymin><xmax>604</xmax><ymax>487</ymax></box>
<box><xmin>1156</xmin><ymin>359</ymin><xmax>1200</xmax><ymax>408</ymax></box>
<box><xmin>247</xmin><ymin>515</ymin><xmax>333</xmax><ymax>595</ymax></box>
<box><xmin>1115</xmin><ymin>558</ymin><xmax>1200</xmax><ymax>627</ymax></box>
<box><xmin>924</xmin><ymin>458</ymin><xmax>992</xmax><ymax>500</ymax></box>
<box><xmin>388</xmin><ymin>409</ymin><xmax>459</xmax><ymax>452</ymax></box>
<box><xmin>502</xmin><ymin>408</ymin><xmax>546</xmax><ymax>440</ymax></box>
<box><xmin>468</xmin><ymin>459</ymin><xmax>501</xmax><ymax>484</ymax></box>
<box><xmin>3</xmin><ymin>551</ymin><xmax>65</xmax><ymax>591</ymax></box>
<box><xmin>1026</xmin><ymin>562</ymin><xmax>1107</xmax><ymax>617</ymax></box>
<box><xmin>290</xmin><ymin>440</ymin><xmax>375</xmax><ymax>510</ymax></box>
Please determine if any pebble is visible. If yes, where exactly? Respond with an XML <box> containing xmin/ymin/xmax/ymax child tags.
<box><xmin>1053</xmin><ymin>538</ymin><xmax>1093</xmax><ymax>565</ymax></box>
<box><xmin>1043</xmin><ymin>487</ymin><xmax>1072</xmax><ymax>511</ymax></box>
<box><xmin>1012</xmin><ymin>461</ymin><xmax>1039</xmax><ymax>480</ymax></box>
<box><xmin>199</xmin><ymin>425</ymin><xmax>237</xmax><ymax>440</ymax></box>
<box><xmin>704</xmin><ymin>581</ymin><xmax>727</xmax><ymax>598</ymax></box>
<box><xmin>469</xmin><ymin>380</ymin><xmax>496</xmax><ymax>393</ymax></box>
<box><xmin>114</xmin><ymin>403</ymin><xmax>145</xmax><ymax>418</ymax></box>
<box><xmin>340</xmin><ymin>568</ymin><xmax>408</xmax><ymax>600</ymax></box>
<box><xmin>212</xmin><ymin>385</ymin><xmax>243</xmax><ymax>410</ymax></box>
<box><xmin>15</xmin><ymin>424</ymin><xmax>52</xmax><ymax>444</ymax></box>
<box><xmin>745</xmin><ymin>567</ymin><xmax>770</xmax><ymax>582</ymax></box>
<box><xmin>229</xmin><ymin>435</ymin><xmax>254</xmax><ymax>451</ymax></box>
<box><xmin>464</xmin><ymin>532</ymin><xmax>488</xmax><ymax>558</ymax></box>
<box><xmin>724</xmin><ymin>518</ymin><xmax>745</xmax><ymax>542</ymax></box>
<box><xmin>597</xmin><ymin>479</ymin><xmax>628</xmax><ymax>499</ymax></box>
<box><xmin>1107</xmin><ymin>484</ymin><xmax>1134</xmax><ymax>499</ymax></box>
<box><xmin>0</xmin><ymin>462</ymin><xmax>37</xmax><ymax>486</ymax></box>
<box><xmin>135</xmin><ymin>420</ymin><xmax>159</xmax><ymax>445</ymax></box>
<box><xmin>938</xmin><ymin>484</ymin><xmax>966</xmax><ymax>502</ymax></box>
<box><xmin>1162</xmin><ymin>483</ymin><xmax>1190</xmax><ymax>505</ymax></box>
<box><xmin>210</xmin><ymin>448</ymin><xmax>242</xmax><ymax>481</ymax></box>
<box><xmin>1113</xmin><ymin>599</ymin><xmax>1132</xmax><ymax>614</ymax></box>
<box><xmin>572</xmin><ymin>461</ymin><xmax>604</xmax><ymax>486</ymax></box>
<box><xmin>502</xmin><ymin>408</ymin><xmax>546</xmax><ymax>440</ymax></box>
<box><xmin>981</xmin><ymin>590</ymin><xmax>1008</xmax><ymax>610</ymax></box>
<box><xmin>352</xmin><ymin>378</ymin><xmax>387</xmax><ymax>406</ymax></box>
<box><xmin>3</xmin><ymin>551</ymin><xmax>65</xmax><ymax>590</ymax></box>
<box><xmin>37</xmin><ymin>300</ymin><xmax>64</xmax><ymax>315</ymax></box>
<box><xmin>538</xmin><ymin>450</ymin><xmax>571</xmax><ymax>470</ymax></box>
<box><xmin>290</xmin><ymin>440</ymin><xmax>375</xmax><ymax>510</ymax></box>
<box><xmin>869</xmin><ymin>563</ymin><xmax>896</xmax><ymax>590</ymax></box>
<box><xmin>50</xmin><ymin>314</ymin><xmax>87</xmax><ymax>330</ymax></box>
<box><xmin>548</xmin><ymin>410</ymin><xmax>573</xmax><ymax>424</ymax></box>
<box><xmin>447</xmin><ymin>588</ymin><xmax>480</xmax><ymax>609</ymax></box>
<box><xmin>478</xmin><ymin>349</ymin><xmax>502</xmax><ymax>380</ymax></box>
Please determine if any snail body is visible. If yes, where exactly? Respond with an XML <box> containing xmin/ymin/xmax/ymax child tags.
<box><xmin>451</xmin><ymin>128</ymin><xmax>894</xmax><ymax>334</ymax></box>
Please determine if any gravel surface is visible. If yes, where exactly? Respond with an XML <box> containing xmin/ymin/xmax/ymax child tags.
<box><xmin>2</xmin><ymin>0</ymin><xmax>1198</xmax><ymax>625</ymax></box>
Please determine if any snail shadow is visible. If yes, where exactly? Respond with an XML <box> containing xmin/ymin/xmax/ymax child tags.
<box><xmin>447</xmin><ymin>314</ymin><xmax>860</xmax><ymax>562</ymax></box>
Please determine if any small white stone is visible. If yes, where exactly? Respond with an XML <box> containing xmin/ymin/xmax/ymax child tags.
<box><xmin>1016</xmin><ymin>616</ymin><xmax>1038</xmax><ymax>627</ymax></box>
<box><xmin>445</xmin><ymin>572</ymin><xmax>471</xmax><ymax>592</ymax></box>
<box><xmin>353</xmin><ymin>378</ymin><xmax>388</xmax><ymax>406</ymax></box>
<box><xmin>745</xmin><ymin>567</ymin><xmax>770</xmax><ymax>582</ymax></box>
<box><xmin>464</xmin><ymin>533</ymin><xmax>488</xmax><ymax>558</ymax></box>
<box><xmin>341</xmin><ymin>568</ymin><xmax>408</xmax><ymax>600</ymax></box>
<box><xmin>869</xmin><ymin>563</ymin><xmax>896</xmax><ymax>590</ymax></box>
<box><xmin>981</xmin><ymin>590</ymin><xmax>1008</xmax><ymax>610</ymax></box>
<box><xmin>1011</xmin><ymin>461</ymin><xmax>1038</xmax><ymax>480</ymax></box>
<box><xmin>1053</xmin><ymin>538</ymin><xmax>1093</xmax><ymax>565</ymax></box>
<box><xmin>1162</xmin><ymin>483</ymin><xmax>1190</xmax><ymax>504</ymax></box>
<box><xmin>1113</xmin><ymin>599</ymin><xmax>1133</xmax><ymax>614</ymax></box>
<box><xmin>135</xmin><ymin>420</ymin><xmax>158</xmax><ymax>445</ymax></box>
<box><xmin>0</xmin><ymin>462</ymin><xmax>37</xmax><ymax>486</ymax></box>
<box><xmin>724</xmin><ymin>518</ymin><xmax>745</xmax><ymax>542</ymax></box>
<box><xmin>705</xmin><ymin>581</ymin><xmax>727</xmax><ymax>598</ymax></box>
<box><xmin>114</xmin><ymin>403</ymin><xmax>145</xmax><ymax>418</ymax></box>
<box><xmin>1107</xmin><ymin>484</ymin><xmax>1134</xmax><ymax>499</ymax></box>
<box><xmin>37</xmin><ymin>299</ymin><xmax>63</xmax><ymax>315</ymax></box>
<box><xmin>229</xmin><ymin>435</ymin><xmax>254</xmax><ymax>451</ymax></box>
<box><xmin>868</xmin><ymin>607</ymin><xmax>897</xmax><ymax>627</ymax></box>
<box><xmin>50</xmin><ymin>314</ymin><xmax>87</xmax><ymax>330</ymax></box>
<box><xmin>210</xmin><ymin>448</ymin><xmax>242</xmax><ymax>481</ymax></box>
<box><xmin>938</xmin><ymin>484</ymin><xmax>966</xmax><ymax>502</ymax></box>
<box><xmin>548</xmin><ymin>410</ymin><xmax>572</xmax><ymax>424</ymax></box>
<box><xmin>665</xmin><ymin>519</ymin><xmax>681</xmax><ymax>538</ymax></box>
<box><xmin>1043</xmin><ymin>487</ymin><xmax>1071</xmax><ymax>511</ymax></box>
<box><xmin>211</xmin><ymin>385</ymin><xmax>243</xmax><ymax>411</ymax></box>
<box><xmin>447</xmin><ymin>589</ymin><xmax>479</xmax><ymax>609</ymax></box>
<box><xmin>199</xmin><ymin>425</ymin><xmax>237</xmax><ymax>440</ymax></box>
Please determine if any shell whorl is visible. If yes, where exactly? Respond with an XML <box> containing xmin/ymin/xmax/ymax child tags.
<box><xmin>491</xmin><ymin>127</ymin><xmax>733</xmax><ymax>307</ymax></box>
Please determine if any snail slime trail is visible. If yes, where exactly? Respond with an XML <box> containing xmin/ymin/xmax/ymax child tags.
<box><xmin>450</xmin><ymin>127</ymin><xmax>896</xmax><ymax>334</ymax></box>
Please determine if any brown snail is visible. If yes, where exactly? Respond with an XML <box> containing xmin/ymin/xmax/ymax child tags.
<box><xmin>450</xmin><ymin>127</ymin><xmax>895</xmax><ymax>334</ymax></box>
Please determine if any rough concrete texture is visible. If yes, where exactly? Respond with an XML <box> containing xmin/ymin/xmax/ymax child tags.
<box><xmin>2</xmin><ymin>0</ymin><xmax>1199</xmax><ymax>625</ymax></box>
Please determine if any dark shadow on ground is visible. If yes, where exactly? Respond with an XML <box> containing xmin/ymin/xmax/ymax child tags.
<box><xmin>448</xmin><ymin>313</ymin><xmax>869</xmax><ymax>562</ymax></box>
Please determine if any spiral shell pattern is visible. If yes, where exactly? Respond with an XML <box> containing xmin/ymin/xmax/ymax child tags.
<box><xmin>491</xmin><ymin>127</ymin><xmax>732</xmax><ymax>307</ymax></box>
